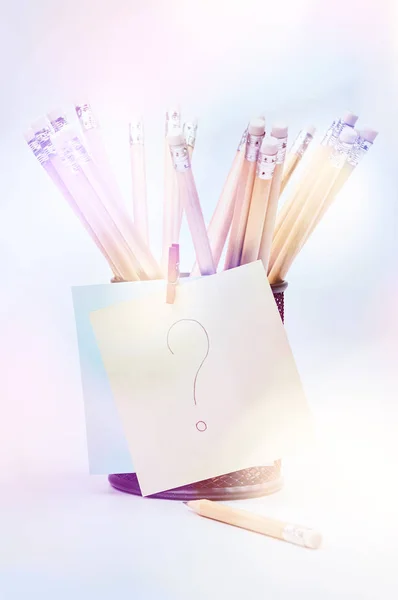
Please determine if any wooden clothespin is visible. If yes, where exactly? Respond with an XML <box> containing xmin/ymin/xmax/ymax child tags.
<box><xmin>166</xmin><ymin>243</ymin><xmax>180</xmax><ymax>304</ymax></box>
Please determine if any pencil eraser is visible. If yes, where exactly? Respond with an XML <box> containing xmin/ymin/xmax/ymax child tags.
<box><xmin>23</xmin><ymin>128</ymin><xmax>35</xmax><ymax>142</ymax></box>
<box><xmin>339</xmin><ymin>127</ymin><xmax>358</xmax><ymax>144</ymax></box>
<box><xmin>260</xmin><ymin>136</ymin><xmax>278</xmax><ymax>155</ymax></box>
<box><xmin>31</xmin><ymin>116</ymin><xmax>52</xmax><ymax>133</ymax></box>
<box><xmin>304</xmin><ymin>530</ymin><xmax>322</xmax><ymax>549</ymax></box>
<box><xmin>271</xmin><ymin>123</ymin><xmax>288</xmax><ymax>139</ymax></box>
<box><xmin>167</xmin><ymin>129</ymin><xmax>185</xmax><ymax>146</ymax></box>
<box><xmin>248</xmin><ymin>118</ymin><xmax>265</xmax><ymax>136</ymax></box>
<box><xmin>360</xmin><ymin>127</ymin><xmax>379</xmax><ymax>143</ymax></box>
<box><xmin>342</xmin><ymin>111</ymin><xmax>359</xmax><ymax>126</ymax></box>
<box><xmin>304</xmin><ymin>124</ymin><xmax>316</xmax><ymax>136</ymax></box>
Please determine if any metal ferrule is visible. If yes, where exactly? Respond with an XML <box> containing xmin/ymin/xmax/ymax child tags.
<box><xmin>321</xmin><ymin>118</ymin><xmax>339</xmax><ymax>146</ymax></box>
<box><xmin>256</xmin><ymin>152</ymin><xmax>277</xmax><ymax>180</ymax></box>
<box><xmin>275</xmin><ymin>136</ymin><xmax>288</xmax><ymax>164</ymax></box>
<box><xmin>237</xmin><ymin>125</ymin><xmax>249</xmax><ymax>152</ymax></box>
<box><xmin>129</xmin><ymin>120</ymin><xmax>144</xmax><ymax>145</ymax></box>
<box><xmin>291</xmin><ymin>130</ymin><xmax>313</xmax><ymax>157</ymax></box>
<box><xmin>329</xmin><ymin>139</ymin><xmax>354</xmax><ymax>168</ymax></box>
<box><xmin>70</xmin><ymin>135</ymin><xmax>91</xmax><ymax>164</ymax></box>
<box><xmin>282</xmin><ymin>524</ymin><xmax>310</xmax><ymax>547</ymax></box>
<box><xmin>50</xmin><ymin>115</ymin><xmax>68</xmax><ymax>133</ymax></box>
<box><xmin>169</xmin><ymin>143</ymin><xmax>190</xmax><ymax>172</ymax></box>
<box><xmin>245</xmin><ymin>133</ymin><xmax>263</xmax><ymax>162</ymax></box>
<box><xmin>184</xmin><ymin>121</ymin><xmax>198</xmax><ymax>148</ymax></box>
<box><xmin>324</xmin><ymin>120</ymin><xmax>355</xmax><ymax>149</ymax></box>
<box><xmin>75</xmin><ymin>103</ymin><xmax>98</xmax><ymax>131</ymax></box>
<box><xmin>27</xmin><ymin>135</ymin><xmax>49</xmax><ymax>165</ymax></box>
<box><xmin>346</xmin><ymin>136</ymin><xmax>372</xmax><ymax>167</ymax></box>
<box><xmin>165</xmin><ymin>109</ymin><xmax>181</xmax><ymax>136</ymax></box>
<box><xmin>34</xmin><ymin>125</ymin><xmax>56</xmax><ymax>158</ymax></box>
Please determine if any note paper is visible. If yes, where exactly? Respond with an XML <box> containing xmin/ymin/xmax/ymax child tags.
<box><xmin>72</xmin><ymin>280</ymin><xmax>163</xmax><ymax>474</ymax></box>
<box><xmin>90</xmin><ymin>261</ymin><xmax>312</xmax><ymax>496</ymax></box>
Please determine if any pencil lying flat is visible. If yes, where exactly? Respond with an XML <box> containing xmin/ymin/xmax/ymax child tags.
<box><xmin>186</xmin><ymin>499</ymin><xmax>322</xmax><ymax>549</ymax></box>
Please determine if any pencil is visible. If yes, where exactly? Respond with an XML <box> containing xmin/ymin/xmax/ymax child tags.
<box><xmin>272</xmin><ymin>112</ymin><xmax>358</xmax><ymax>246</ymax></box>
<box><xmin>304</xmin><ymin>127</ymin><xmax>378</xmax><ymax>242</ymax></box>
<box><xmin>224</xmin><ymin>118</ymin><xmax>265</xmax><ymax>270</ymax></box>
<box><xmin>279</xmin><ymin>125</ymin><xmax>316</xmax><ymax>195</ymax></box>
<box><xmin>257</xmin><ymin>124</ymin><xmax>288</xmax><ymax>273</ymax></box>
<box><xmin>74</xmin><ymin>103</ymin><xmax>125</xmax><ymax>208</ymax></box>
<box><xmin>24</xmin><ymin>128</ymin><xmax>123</xmax><ymax>279</ymax></box>
<box><xmin>50</xmin><ymin>131</ymin><xmax>144</xmax><ymax>281</ymax></box>
<box><xmin>191</xmin><ymin>124</ymin><xmax>248</xmax><ymax>276</ymax></box>
<box><xmin>186</xmin><ymin>500</ymin><xmax>322</xmax><ymax>549</ymax></box>
<box><xmin>48</xmin><ymin>122</ymin><xmax>161</xmax><ymax>280</ymax></box>
<box><xmin>32</xmin><ymin>118</ymin><xmax>142</xmax><ymax>281</ymax></box>
<box><xmin>177</xmin><ymin>118</ymin><xmax>198</xmax><ymax>237</ymax></box>
<box><xmin>162</xmin><ymin>107</ymin><xmax>181</xmax><ymax>275</ymax></box>
<box><xmin>168</xmin><ymin>131</ymin><xmax>216</xmax><ymax>276</ymax></box>
<box><xmin>129</xmin><ymin>117</ymin><xmax>149</xmax><ymax>245</ymax></box>
<box><xmin>268</xmin><ymin>127</ymin><xmax>358</xmax><ymax>284</ymax></box>
<box><xmin>240</xmin><ymin>136</ymin><xmax>278</xmax><ymax>265</ymax></box>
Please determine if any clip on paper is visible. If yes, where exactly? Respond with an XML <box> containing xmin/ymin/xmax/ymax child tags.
<box><xmin>166</xmin><ymin>243</ymin><xmax>180</xmax><ymax>304</ymax></box>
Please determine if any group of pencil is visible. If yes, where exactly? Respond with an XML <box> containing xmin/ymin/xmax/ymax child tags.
<box><xmin>24</xmin><ymin>105</ymin><xmax>377</xmax><ymax>287</ymax></box>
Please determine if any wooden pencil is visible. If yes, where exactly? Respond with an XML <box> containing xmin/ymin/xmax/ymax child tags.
<box><xmin>49</xmin><ymin>132</ymin><xmax>143</xmax><ymax>281</ymax></box>
<box><xmin>224</xmin><ymin>118</ymin><xmax>265</xmax><ymax>270</ymax></box>
<box><xmin>176</xmin><ymin>118</ymin><xmax>198</xmax><ymax>238</ymax></box>
<box><xmin>240</xmin><ymin>136</ymin><xmax>278</xmax><ymax>265</ymax></box>
<box><xmin>186</xmin><ymin>500</ymin><xmax>322</xmax><ymax>549</ymax></box>
<box><xmin>304</xmin><ymin>128</ymin><xmax>378</xmax><ymax>243</ymax></box>
<box><xmin>162</xmin><ymin>107</ymin><xmax>181</xmax><ymax>275</ymax></box>
<box><xmin>268</xmin><ymin>127</ymin><xmax>358</xmax><ymax>284</ymax></box>
<box><xmin>168</xmin><ymin>131</ymin><xmax>216</xmax><ymax>275</ymax></box>
<box><xmin>272</xmin><ymin>112</ymin><xmax>358</xmax><ymax>247</ymax></box>
<box><xmin>279</xmin><ymin>125</ymin><xmax>315</xmax><ymax>195</ymax></box>
<box><xmin>191</xmin><ymin>124</ymin><xmax>248</xmax><ymax>276</ymax></box>
<box><xmin>74</xmin><ymin>103</ymin><xmax>125</xmax><ymax>208</ymax></box>
<box><xmin>129</xmin><ymin>117</ymin><xmax>149</xmax><ymax>245</ymax></box>
<box><xmin>257</xmin><ymin>124</ymin><xmax>288</xmax><ymax>273</ymax></box>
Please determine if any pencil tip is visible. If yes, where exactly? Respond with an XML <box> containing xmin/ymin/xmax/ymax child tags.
<box><xmin>182</xmin><ymin>501</ymin><xmax>188</xmax><ymax>505</ymax></box>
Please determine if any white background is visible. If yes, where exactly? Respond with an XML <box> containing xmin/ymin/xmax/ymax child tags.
<box><xmin>0</xmin><ymin>0</ymin><xmax>397</xmax><ymax>598</ymax></box>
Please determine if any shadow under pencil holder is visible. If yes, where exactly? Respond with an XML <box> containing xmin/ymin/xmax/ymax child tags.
<box><xmin>108</xmin><ymin>279</ymin><xmax>288</xmax><ymax>501</ymax></box>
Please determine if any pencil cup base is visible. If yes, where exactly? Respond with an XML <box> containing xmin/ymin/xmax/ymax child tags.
<box><xmin>108</xmin><ymin>466</ymin><xmax>283</xmax><ymax>500</ymax></box>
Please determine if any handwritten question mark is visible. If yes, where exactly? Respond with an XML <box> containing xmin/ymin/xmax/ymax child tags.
<box><xmin>167</xmin><ymin>319</ymin><xmax>209</xmax><ymax>432</ymax></box>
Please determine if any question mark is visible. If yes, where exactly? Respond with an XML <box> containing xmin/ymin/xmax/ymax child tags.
<box><xmin>167</xmin><ymin>319</ymin><xmax>209</xmax><ymax>432</ymax></box>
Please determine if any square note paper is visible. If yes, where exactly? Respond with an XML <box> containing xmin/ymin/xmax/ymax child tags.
<box><xmin>90</xmin><ymin>261</ymin><xmax>312</xmax><ymax>496</ymax></box>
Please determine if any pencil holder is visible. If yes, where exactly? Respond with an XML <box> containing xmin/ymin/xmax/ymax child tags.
<box><xmin>108</xmin><ymin>279</ymin><xmax>288</xmax><ymax>501</ymax></box>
